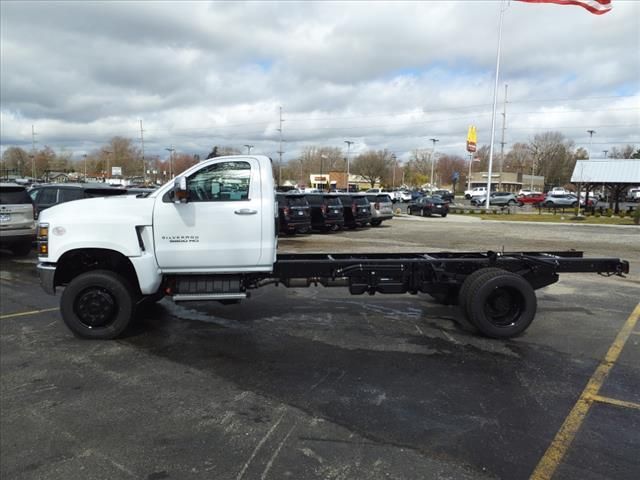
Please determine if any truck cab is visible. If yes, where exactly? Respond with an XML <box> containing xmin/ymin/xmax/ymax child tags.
<box><xmin>37</xmin><ymin>155</ymin><xmax>278</xmax><ymax>338</ymax></box>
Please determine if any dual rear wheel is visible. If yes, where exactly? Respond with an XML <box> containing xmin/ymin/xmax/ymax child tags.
<box><xmin>431</xmin><ymin>267</ymin><xmax>537</xmax><ymax>338</ymax></box>
<box><xmin>459</xmin><ymin>268</ymin><xmax>537</xmax><ymax>338</ymax></box>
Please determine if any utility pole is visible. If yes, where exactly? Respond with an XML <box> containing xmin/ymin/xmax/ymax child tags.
<box><xmin>344</xmin><ymin>140</ymin><xmax>354</xmax><ymax>191</ymax></box>
<box><xmin>498</xmin><ymin>83</ymin><xmax>508</xmax><ymax>190</ymax></box>
<box><xmin>140</xmin><ymin>120</ymin><xmax>146</xmax><ymax>184</ymax></box>
<box><xmin>244</xmin><ymin>144</ymin><xmax>253</xmax><ymax>154</ymax></box>
<box><xmin>277</xmin><ymin>106</ymin><xmax>285</xmax><ymax>187</ymax></box>
<box><xmin>83</xmin><ymin>154</ymin><xmax>88</xmax><ymax>180</ymax></box>
<box><xmin>429</xmin><ymin>138</ymin><xmax>439</xmax><ymax>188</ymax></box>
<box><xmin>31</xmin><ymin>125</ymin><xmax>37</xmax><ymax>179</ymax></box>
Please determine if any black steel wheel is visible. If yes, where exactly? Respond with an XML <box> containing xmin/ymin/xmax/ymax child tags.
<box><xmin>60</xmin><ymin>270</ymin><xmax>135</xmax><ymax>339</ymax></box>
<box><xmin>464</xmin><ymin>269</ymin><xmax>536</xmax><ymax>338</ymax></box>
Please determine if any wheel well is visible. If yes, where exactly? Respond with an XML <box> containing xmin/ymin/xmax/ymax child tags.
<box><xmin>55</xmin><ymin>249</ymin><xmax>140</xmax><ymax>294</ymax></box>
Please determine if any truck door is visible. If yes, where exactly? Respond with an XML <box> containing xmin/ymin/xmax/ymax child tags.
<box><xmin>153</xmin><ymin>158</ymin><xmax>263</xmax><ymax>271</ymax></box>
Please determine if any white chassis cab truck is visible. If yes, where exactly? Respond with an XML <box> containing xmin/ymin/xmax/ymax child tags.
<box><xmin>37</xmin><ymin>155</ymin><xmax>628</xmax><ymax>340</ymax></box>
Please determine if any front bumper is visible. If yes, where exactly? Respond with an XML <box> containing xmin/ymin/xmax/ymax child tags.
<box><xmin>37</xmin><ymin>263</ymin><xmax>57</xmax><ymax>295</ymax></box>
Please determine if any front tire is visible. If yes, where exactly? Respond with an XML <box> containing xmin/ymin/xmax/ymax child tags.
<box><xmin>60</xmin><ymin>270</ymin><xmax>136</xmax><ymax>339</ymax></box>
<box><xmin>370</xmin><ymin>219</ymin><xmax>382</xmax><ymax>226</ymax></box>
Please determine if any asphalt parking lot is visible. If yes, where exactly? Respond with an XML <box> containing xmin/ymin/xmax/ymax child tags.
<box><xmin>1</xmin><ymin>215</ymin><xmax>639</xmax><ymax>480</ymax></box>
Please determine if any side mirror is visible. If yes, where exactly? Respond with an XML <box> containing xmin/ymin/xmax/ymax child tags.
<box><xmin>173</xmin><ymin>177</ymin><xmax>188</xmax><ymax>203</ymax></box>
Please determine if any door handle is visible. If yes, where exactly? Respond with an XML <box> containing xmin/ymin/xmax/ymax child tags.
<box><xmin>234</xmin><ymin>208</ymin><xmax>258</xmax><ymax>215</ymax></box>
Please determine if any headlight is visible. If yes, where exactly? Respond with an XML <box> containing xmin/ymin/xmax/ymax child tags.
<box><xmin>37</xmin><ymin>223</ymin><xmax>49</xmax><ymax>256</ymax></box>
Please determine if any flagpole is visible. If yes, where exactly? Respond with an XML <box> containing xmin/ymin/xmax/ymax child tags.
<box><xmin>485</xmin><ymin>0</ymin><xmax>509</xmax><ymax>209</ymax></box>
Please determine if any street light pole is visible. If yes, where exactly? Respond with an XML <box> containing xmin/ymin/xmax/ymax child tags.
<box><xmin>587</xmin><ymin>130</ymin><xmax>596</xmax><ymax>159</ymax></box>
<box><xmin>391</xmin><ymin>153</ymin><xmax>397</xmax><ymax>188</ymax></box>
<box><xmin>429</xmin><ymin>138</ymin><xmax>439</xmax><ymax>188</ymax></box>
<box><xmin>103</xmin><ymin>149</ymin><xmax>112</xmax><ymax>181</ymax></box>
<box><xmin>165</xmin><ymin>145</ymin><xmax>175</xmax><ymax>179</ymax></box>
<box><xmin>603</xmin><ymin>150</ymin><xmax>608</xmax><ymax>159</ymax></box>
<box><xmin>344</xmin><ymin>140</ymin><xmax>353</xmax><ymax>191</ymax></box>
<box><xmin>244</xmin><ymin>144</ymin><xmax>254</xmax><ymax>155</ymax></box>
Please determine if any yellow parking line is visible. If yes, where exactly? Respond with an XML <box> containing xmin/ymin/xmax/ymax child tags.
<box><xmin>589</xmin><ymin>394</ymin><xmax>640</xmax><ymax>411</ymax></box>
<box><xmin>0</xmin><ymin>307</ymin><xmax>59</xmax><ymax>320</ymax></box>
<box><xmin>530</xmin><ymin>303</ymin><xmax>640</xmax><ymax>480</ymax></box>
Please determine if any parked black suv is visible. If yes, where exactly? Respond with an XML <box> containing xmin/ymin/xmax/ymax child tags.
<box><xmin>276</xmin><ymin>193</ymin><xmax>311</xmax><ymax>234</ymax></box>
<box><xmin>337</xmin><ymin>193</ymin><xmax>372</xmax><ymax>228</ymax></box>
<box><xmin>304</xmin><ymin>194</ymin><xmax>344</xmax><ymax>231</ymax></box>
<box><xmin>28</xmin><ymin>183</ymin><xmax>139</xmax><ymax>218</ymax></box>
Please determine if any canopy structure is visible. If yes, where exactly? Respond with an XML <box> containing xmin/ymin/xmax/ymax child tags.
<box><xmin>571</xmin><ymin>159</ymin><xmax>640</xmax><ymax>213</ymax></box>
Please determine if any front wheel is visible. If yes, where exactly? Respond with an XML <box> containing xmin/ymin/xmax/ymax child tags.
<box><xmin>370</xmin><ymin>219</ymin><xmax>382</xmax><ymax>226</ymax></box>
<box><xmin>60</xmin><ymin>270</ymin><xmax>136</xmax><ymax>339</ymax></box>
<box><xmin>508</xmin><ymin>200</ymin><xmax>516</xmax><ymax>206</ymax></box>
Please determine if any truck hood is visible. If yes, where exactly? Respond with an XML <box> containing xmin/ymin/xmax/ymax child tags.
<box><xmin>40</xmin><ymin>194</ymin><xmax>155</xmax><ymax>226</ymax></box>
<box><xmin>39</xmin><ymin>194</ymin><xmax>157</xmax><ymax>262</ymax></box>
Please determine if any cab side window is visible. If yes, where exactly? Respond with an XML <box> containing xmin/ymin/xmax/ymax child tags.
<box><xmin>187</xmin><ymin>161</ymin><xmax>251</xmax><ymax>202</ymax></box>
<box><xmin>38</xmin><ymin>188</ymin><xmax>58</xmax><ymax>205</ymax></box>
<box><xmin>59</xmin><ymin>189</ymin><xmax>85</xmax><ymax>203</ymax></box>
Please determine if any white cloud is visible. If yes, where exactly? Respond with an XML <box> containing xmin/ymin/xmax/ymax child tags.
<box><xmin>1</xmin><ymin>0</ymin><xmax>638</xmax><ymax>162</ymax></box>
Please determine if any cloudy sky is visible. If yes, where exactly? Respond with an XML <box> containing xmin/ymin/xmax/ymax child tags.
<box><xmin>1</xmin><ymin>0</ymin><xmax>638</xmax><ymax>164</ymax></box>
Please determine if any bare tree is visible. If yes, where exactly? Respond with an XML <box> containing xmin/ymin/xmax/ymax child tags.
<box><xmin>1</xmin><ymin>147</ymin><xmax>30</xmax><ymax>177</ymax></box>
<box><xmin>527</xmin><ymin>132</ymin><xmax>575</xmax><ymax>188</ymax></box>
<box><xmin>351</xmin><ymin>149</ymin><xmax>393</xmax><ymax>188</ymax></box>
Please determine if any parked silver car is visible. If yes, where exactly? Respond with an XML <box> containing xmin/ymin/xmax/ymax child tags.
<box><xmin>366</xmin><ymin>194</ymin><xmax>394</xmax><ymax>226</ymax></box>
<box><xmin>541</xmin><ymin>194</ymin><xmax>579</xmax><ymax>208</ymax></box>
<box><xmin>0</xmin><ymin>183</ymin><xmax>36</xmax><ymax>256</ymax></box>
<box><xmin>470</xmin><ymin>191</ymin><xmax>518</xmax><ymax>207</ymax></box>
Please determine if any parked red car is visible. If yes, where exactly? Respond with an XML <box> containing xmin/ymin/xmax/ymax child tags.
<box><xmin>517</xmin><ymin>192</ymin><xmax>545</xmax><ymax>206</ymax></box>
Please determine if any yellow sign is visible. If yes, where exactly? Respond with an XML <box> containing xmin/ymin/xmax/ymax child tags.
<box><xmin>466</xmin><ymin>125</ymin><xmax>477</xmax><ymax>153</ymax></box>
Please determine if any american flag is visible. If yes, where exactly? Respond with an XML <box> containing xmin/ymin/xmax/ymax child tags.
<box><xmin>516</xmin><ymin>0</ymin><xmax>612</xmax><ymax>15</ymax></box>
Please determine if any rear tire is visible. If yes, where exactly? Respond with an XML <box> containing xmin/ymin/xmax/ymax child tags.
<box><xmin>60</xmin><ymin>270</ymin><xmax>135</xmax><ymax>339</ymax></box>
<box><xmin>441</xmin><ymin>212</ymin><xmax>447</xmax><ymax>218</ymax></box>
<box><xmin>464</xmin><ymin>270</ymin><xmax>537</xmax><ymax>338</ymax></box>
<box><xmin>458</xmin><ymin>267</ymin><xmax>504</xmax><ymax>321</ymax></box>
